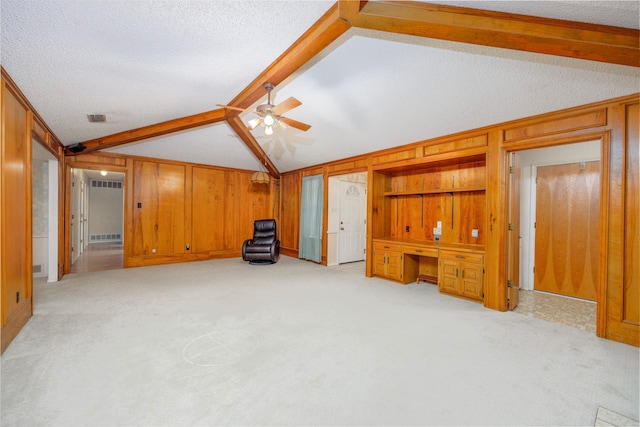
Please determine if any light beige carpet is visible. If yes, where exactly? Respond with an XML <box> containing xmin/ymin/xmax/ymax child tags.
<box><xmin>1</xmin><ymin>256</ymin><xmax>638</xmax><ymax>426</ymax></box>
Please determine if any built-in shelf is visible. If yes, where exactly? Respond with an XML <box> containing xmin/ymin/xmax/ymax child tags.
<box><xmin>383</xmin><ymin>187</ymin><xmax>485</xmax><ymax>197</ymax></box>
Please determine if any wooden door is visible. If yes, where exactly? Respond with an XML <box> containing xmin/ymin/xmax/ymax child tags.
<box><xmin>508</xmin><ymin>152</ymin><xmax>521</xmax><ymax>309</ymax></box>
<box><xmin>534</xmin><ymin>161</ymin><xmax>600</xmax><ymax>301</ymax></box>
<box><xmin>132</xmin><ymin>161</ymin><xmax>185</xmax><ymax>256</ymax></box>
<box><xmin>338</xmin><ymin>181</ymin><xmax>366</xmax><ymax>263</ymax></box>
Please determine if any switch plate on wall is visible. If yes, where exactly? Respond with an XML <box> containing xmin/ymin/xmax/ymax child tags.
<box><xmin>472</xmin><ymin>229</ymin><xmax>479</xmax><ymax>238</ymax></box>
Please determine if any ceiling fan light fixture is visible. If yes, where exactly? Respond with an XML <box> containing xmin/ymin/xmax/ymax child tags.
<box><xmin>264</xmin><ymin>125</ymin><xmax>274</xmax><ymax>135</ymax></box>
<box><xmin>263</xmin><ymin>112</ymin><xmax>275</xmax><ymax>126</ymax></box>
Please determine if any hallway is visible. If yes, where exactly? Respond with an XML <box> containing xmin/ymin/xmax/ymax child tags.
<box><xmin>70</xmin><ymin>242</ymin><xmax>123</xmax><ymax>273</ymax></box>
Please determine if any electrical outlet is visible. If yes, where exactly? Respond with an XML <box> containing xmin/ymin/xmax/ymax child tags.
<box><xmin>437</xmin><ymin>221</ymin><xmax>442</xmax><ymax>229</ymax></box>
<box><xmin>152</xmin><ymin>248</ymin><xmax>156</xmax><ymax>254</ymax></box>
<box><xmin>472</xmin><ymin>229</ymin><xmax>479</xmax><ymax>238</ymax></box>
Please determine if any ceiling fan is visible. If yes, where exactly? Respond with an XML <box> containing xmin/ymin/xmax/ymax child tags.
<box><xmin>217</xmin><ymin>82</ymin><xmax>311</xmax><ymax>135</ymax></box>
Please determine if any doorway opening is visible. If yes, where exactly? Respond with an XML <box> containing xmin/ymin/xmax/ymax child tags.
<box><xmin>327</xmin><ymin>172</ymin><xmax>367</xmax><ymax>268</ymax></box>
<box><xmin>32</xmin><ymin>141</ymin><xmax>58</xmax><ymax>283</ymax></box>
<box><xmin>69</xmin><ymin>168</ymin><xmax>124</xmax><ymax>273</ymax></box>
<box><xmin>508</xmin><ymin>139</ymin><xmax>601</xmax><ymax>332</ymax></box>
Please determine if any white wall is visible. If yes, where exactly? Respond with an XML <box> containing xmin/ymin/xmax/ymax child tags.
<box><xmin>89</xmin><ymin>179</ymin><xmax>124</xmax><ymax>242</ymax></box>
<box><xmin>32</xmin><ymin>158</ymin><xmax>48</xmax><ymax>277</ymax></box>
<box><xmin>517</xmin><ymin>140</ymin><xmax>601</xmax><ymax>290</ymax></box>
<box><xmin>48</xmin><ymin>159</ymin><xmax>58</xmax><ymax>282</ymax></box>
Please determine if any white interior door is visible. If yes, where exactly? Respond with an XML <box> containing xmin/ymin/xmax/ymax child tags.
<box><xmin>70</xmin><ymin>170</ymin><xmax>79</xmax><ymax>263</ymax></box>
<box><xmin>82</xmin><ymin>179</ymin><xmax>89</xmax><ymax>251</ymax></box>
<box><xmin>79</xmin><ymin>178</ymin><xmax>85</xmax><ymax>254</ymax></box>
<box><xmin>338</xmin><ymin>180</ymin><xmax>366</xmax><ymax>264</ymax></box>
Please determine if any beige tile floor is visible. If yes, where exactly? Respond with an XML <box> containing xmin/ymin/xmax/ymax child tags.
<box><xmin>514</xmin><ymin>289</ymin><xmax>597</xmax><ymax>333</ymax></box>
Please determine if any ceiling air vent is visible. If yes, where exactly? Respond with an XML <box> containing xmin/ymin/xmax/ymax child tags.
<box><xmin>87</xmin><ymin>114</ymin><xmax>106</xmax><ymax>123</ymax></box>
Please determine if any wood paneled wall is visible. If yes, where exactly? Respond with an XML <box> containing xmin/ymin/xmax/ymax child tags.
<box><xmin>66</xmin><ymin>153</ymin><xmax>277</xmax><ymax>269</ymax></box>
<box><xmin>1</xmin><ymin>71</ymin><xmax>64</xmax><ymax>354</ymax></box>
<box><xmin>1</xmin><ymin>80</ymin><xmax>31</xmax><ymax>354</ymax></box>
<box><xmin>602</xmin><ymin>100</ymin><xmax>639</xmax><ymax>346</ymax></box>
<box><xmin>282</xmin><ymin>93</ymin><xmax>639</xmax><ymax>346</ymax></box>
<box><xmin>279</xmin><ymin>171</ymin><xmax>301</xmax><ymax>257</ymax></box>
<box><xmin>2</xmin><ymin>64</ymin><xmax>638</xmax><ymax>348</ymax></box>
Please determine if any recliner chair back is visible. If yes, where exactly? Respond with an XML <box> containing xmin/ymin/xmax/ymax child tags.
<box><xmin>242</xmin><ymin>219</ymin><xmax>280</xmax><ymax>264</ymax></box>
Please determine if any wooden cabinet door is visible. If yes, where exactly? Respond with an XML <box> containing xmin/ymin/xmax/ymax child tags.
<box><xmin>460</xmin><ymin>263</ymin><xmax>483</xmax><ymax>300</ymax></box>
<box><xmin>132</xmin><ymin>161</ymin><xmax>185</xmax><ymax>256</ymax></box>
<box><xmin>386</xmin><ymin>251</ymin><xmax>403</xmax><ymax>282</ymax></box>
<box><xmin>439</xmin><ymin>259</ymin><xmax>459</xmax><ymax>294</ymax></box>
<box><xmin>373</xmin><ymin>251</ymin><xmax>388</xmax><ymax>277</ymax></box>
<box><xmin>439</xmin><ymin>251</ymin><xmax>484</xmax><ymax>301</ymax></box>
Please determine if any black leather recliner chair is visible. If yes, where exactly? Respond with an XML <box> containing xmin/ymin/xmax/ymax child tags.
<box><xmin>242</xmin><ymin>219</ymin><xmax>280</xmax><ymax>264</ymax></box>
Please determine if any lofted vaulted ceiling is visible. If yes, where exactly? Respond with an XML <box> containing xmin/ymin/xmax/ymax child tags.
<box><xmin>2</xmin><ymin>1</ymin><xmax>638</xmax><ymax>176</ymax></box>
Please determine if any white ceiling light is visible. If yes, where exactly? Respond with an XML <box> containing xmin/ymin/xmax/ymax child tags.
<box><xmin>263</xmin><ymin>112</ymin><xmax>275</xmax><ymax>126</ymax></box>
<box><xmin>100</xmin><ymin>170</ymin><xmax>108</xmax><ymax>176</ymax></box>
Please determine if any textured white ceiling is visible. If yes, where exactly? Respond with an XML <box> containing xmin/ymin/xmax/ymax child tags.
<box><xmin>2</xmin><ymin>1</ymin><xmax>639</xmax><ymax>173</ymax></box>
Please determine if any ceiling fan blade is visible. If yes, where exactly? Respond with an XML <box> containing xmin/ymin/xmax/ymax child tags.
<box><xmin>247</xmin><ymin>117</ymin><xmax>263</xmax><ymax>130</ymax></box>
<box><xmin>271</xmin><ymin>97</ymin><xmax>302</xmax><ymax>115</ymax></box>
<box><xmin>216</xmin><ymin>104</ymin><xmax>254</xmax><ymax>114</ymax></box>
<box><xmin>279</xmin><ymin>116</ymin><xmax>311</xmax><ymax>132</ymax></box>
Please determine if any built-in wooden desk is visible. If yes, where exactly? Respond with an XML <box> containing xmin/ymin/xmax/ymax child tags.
<box><xmin>372</xmin><ymin>238</ymin><xmax>485</xmax><ymax>301</ymax></box>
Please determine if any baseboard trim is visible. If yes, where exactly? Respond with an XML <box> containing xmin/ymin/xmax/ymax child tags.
<box><xmin>1</xmin><ymin>299</ymin><xmax>32</xmax><ymax>354</ymax></box>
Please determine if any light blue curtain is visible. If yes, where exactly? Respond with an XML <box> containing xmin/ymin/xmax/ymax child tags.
<box><xmin>299</xmin><ymin>174</ymin><xmax>324</xmax><ymax>262</ymax></box>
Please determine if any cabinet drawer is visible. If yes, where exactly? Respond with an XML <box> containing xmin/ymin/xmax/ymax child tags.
<box><xmin>439</xmin><ymin>250</ymin><xmax>483</xmax><ymax>264</ymax></box>
<box><xmin>373</xmin><ymin>242</ymin><xmax>403</xmax><ymax>252</ymax></box>
<box><xmin>403</xmin><ymin>245</ymin><xmax>438</xmax><ymax>257</ymax></box>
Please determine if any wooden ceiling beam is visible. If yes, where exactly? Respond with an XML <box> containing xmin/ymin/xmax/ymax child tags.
<box><xmin>66</xmin><ymin>108</ymin><xmax>228</xmax><ymax>155</ymax></box>
<box><xmin>224</xmin><ymin>3</ymin><xmax>350</xmax><ymax>115</ymax></box>
<box><xmin>339</xmin><ymin>0</ymin><xmax>367</xmax><ymax>22</ymax></box>
<box><xmin>68</xmin><ymin>0</ymin><xmax>638</xmax><ymax>158</ymax></box>
<box><xmin>227</xmin><ymin>116</ymin><xmax>279</xmax><ymax>178</ymax></box>
<box><xmin>70</xmin><ymin>3</ymin><xmax>350</xmax><ymax>158</ymax></box>
<box><xmin>350</xmin><ymin>1</ymin><xmax>639</xmax><ymax>67</ymax></box>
